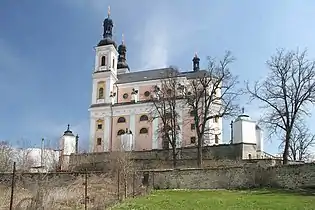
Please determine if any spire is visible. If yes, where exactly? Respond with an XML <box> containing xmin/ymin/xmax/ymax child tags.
<box><xmin>63</xmin><ymin>124</ymin><xmax>74</xmax><ymax>136</ymax></box>
<box><xmin>117</xmin><ymin>33</ymin><xmax>129</xmax><ymax>70</ymax></box>
<box><xmin>97</xmin><ymin>5</ymin><xmax>117</xmax><ymax>47</ymax></box>
<box><xmin>192</xmin><ymin>52</ymin><xmax>200</xmax><ymax>71</ymax></box>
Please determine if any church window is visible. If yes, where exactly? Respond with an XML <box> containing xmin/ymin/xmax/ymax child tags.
<box><xmin>140</xmin><ymin>128</ymin><xmax>148</xmax><ymax>134</ymax></box>
<box><xmin>117</xmin><ymin>129</ymin><xmax>125</xmax><ymax>136</ymax></box>
<box><xmin>140</xmin><ymin>115</ymin><xmax>149</xmax><ymax>121</ymax></box>
<box><xmin>101</xmin><ymin>56</ymin><xmax>106</xmax><ymax>66</ymax></box>
<box><xmin>123</xmin><ymin>93</ymin><xmax>128</xmax><ymax>99</ymax></box>
<box><xmin>215</xmin><ymin>134</ymin><xmax>219</xmax><ymax>144</ymax></box>
<box><xmin>97</xmin><ymin>123</ymin><xmax>102</xmax><ymax>130</ymax></box>
<box><xmin>190</xmin><ymin>137</ymin><xmax>196</xmax><ymax>144</ymax></box>
<box><xmin>144</xmin><ymin>91</ymin><xmax>150</xmax><ymax>97</ymax></box>
<box><xmin>98</xmin><ymin>87</ymin><xmax>104</xmax><ymax>99</ymax></box>
<box><xmin>117</xmin><ymin>117</ymin><xmax>126</xmax><ymax>123</ymax></box>
<box><xmin>112</xmin><ymin>58</ymin><xmax>115</xmax><ymax>68</ymax></box>
<box><xmin>191</xmin><ymin>124</ymin><xmax>195</xmax><ymax>130</ymax></box>
<box><xmin>214</xmin><ymin>117</ymin><xmax>219</xmax><ymax>123</ymax></box>
<box><xmin>248</xmin><ymin>154</ymin><xmax>252</xmax><ymax>159</ymax></box>
<box><xmin>97</xmin><ymin>138</ymin><xmax>102</xmax><ymax>145</ymax></box>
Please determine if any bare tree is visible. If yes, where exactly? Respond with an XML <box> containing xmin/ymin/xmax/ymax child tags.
<box><xmin>279</xmin><ymin>120</ymin><xmax>315</xmax><ymax>162</ymax></box>
<box><xmin>247</xmin><ymin>48</ymin><xmax>315</xmax><ymax>164</ymax></box>
<box><xmin>0</xmin><ymin>141</ymin><xmax>13</xmax><ymax>172</ymax></box>
<box><xmin>150</xmin><ymin>68</ymin><xmax>184</xmax><ymax>168</ymax></box>
<box><xmin>185</xmin><ymin>52</ymin><xmax>240</xmax><ymax>167</ymax></box>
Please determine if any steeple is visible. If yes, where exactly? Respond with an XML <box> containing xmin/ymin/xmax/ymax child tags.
<box><xmin>97</xmin><ymin>6</ymin><xmax>117</xmax><ymax>48</ymax></box>
<box><xmin>117</xmin><ymin>33</ymin><xmax>129</xmax><ymax>70</ymax></box>
<box><xmin>63</xmin><ymin>124</ymin><xmax>74</xmax><ymax>136</ymax></box>
<box><xmin>192</xmin><ymin>52</ymin><xmax>200</xmax><ymax>71</ymax></box>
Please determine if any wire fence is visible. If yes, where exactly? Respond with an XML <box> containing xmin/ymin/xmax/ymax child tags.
<box><xmin>0</xmin><ymin>162</ymin><xmax>149</xmax><ymax>210</ymax></box>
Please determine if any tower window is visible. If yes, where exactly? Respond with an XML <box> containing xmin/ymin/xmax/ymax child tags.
<box><xmin>190</xmin><ymin>137</ymin><xmax>196</xmax><ymax>144</ymax></box>
<box><xmin>144</xmin><ymin>91</ymin><xmax>150</xmax><ymax>97</ymax></box>
<box><xmin>117</xmin><ymin>129</ymin><xmax>125</xmax><ymax>136</ymax></box>
<box><xmin>140</xmin><ymin>128</ymin><xmax>148</xmax><ymax>134</ymax></box>
<box><xmin>117</xmin><ymin>117</ymin><xmax>126</xmax><ymax>123</ymax></box>
<box><xmin>140</xmin><ymin>115</ymin><xmax>149</xmax><ymax>121</ymax></box>
<box><xmin>123</xmin><ymin>93</ymin><xmax>128</xmax><ymax>99</ymax></box>
<box><xmin>112</xmin><ymin>58</ymin><xmax>115</xmax><ymax>68</ymax></box>
<box><xmin>97</xmin><ymin>138</ymin><xmax>102</xmax><ymax>145</ymax></box>
<box><xmin>101</xmin><ymin>56</ymin><xmax>106</xmax><ymax>66</ymax></box>
<box><xmin>214</xmin><ymin>117</ymin><xmax>219</xmax><ymax>123</ymax></box>
<box><xmin>98</xmin><ymin>87</ymin><xmax>104</xmax><ymax>99</ymax></box>
<box><xmin>191</xmin><ymin>124</ymin><xmax>195</xmax><ymax>130</ymax></box>
<box><xmin>215</xmin><ymin>134</ymin><xmax>219</xmax><ymax>144</ymax></box>
<box><xmin>190</xmin><ymin>110</ymin><xmax>196</xmax><ymax>117</ymax></box>
<box><xmin>97</xmin><ymin>123</ymin><xmax>102</xmax><ymax>130</ymax></box>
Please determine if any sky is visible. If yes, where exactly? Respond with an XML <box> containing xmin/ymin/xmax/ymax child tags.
<box><xmin>1</xmin><ymin>0</ymin><xmax>315</xmax><ymax>154</ymax></box>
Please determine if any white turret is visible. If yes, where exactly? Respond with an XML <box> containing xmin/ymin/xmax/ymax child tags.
<box><xmin>232</xmin><ymin>112</ymin><xmax>256</xmax><ymax>145</ymax></box>
<box><xmin>59</xmin><ymin>124</ymin><xmax>77</xmax><ymax>171</ymax></box>
<box><xmin>255</xmin><ymin>124</ymin><xmax>264</xmax><ymax>158</ymax></box>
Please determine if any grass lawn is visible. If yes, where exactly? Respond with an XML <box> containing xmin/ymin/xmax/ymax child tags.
<box><xmin>112</xmin><ymin>189</ymin><xmax>315</xmax><ymax>210</ymax></box>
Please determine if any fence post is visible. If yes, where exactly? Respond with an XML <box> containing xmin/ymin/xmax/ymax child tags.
<box><xmin>117</xmin><ymin>169</ymin><xmax>120</xmax><ymax>201</ymax></box>
<box><xmin>132</xmin><ymin>171</ymin><xmax>135</xmax><ymax>198</ymax></box>
<box><xmin>84</xmin><ymin>172</ymin><xmax>88</xmax><ymax>210</ymax></box>
<box><xmin>9</xmin><ymin>162</ymin><xmax>16</xmax><ymax>210</ymax></box>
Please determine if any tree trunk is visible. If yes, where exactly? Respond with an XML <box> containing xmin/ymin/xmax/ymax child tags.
<box><xmin>197</xmin><ymin>136</ymin><xmax>203</xmax><ymax>168</ymax></box>
<box><xmin>172</xmin><ymin>146</ymin><xmax>177</xmax><ymax>168</ymax></box>
<box><xmin>283</xmin><ymin>134</ymin><xmax>290</xmax><ymax>165</ymax></box>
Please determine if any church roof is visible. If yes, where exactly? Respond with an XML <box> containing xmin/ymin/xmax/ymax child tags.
<box><xmin>116</xmin><ymin>68</ymin><xmax>210</xmax><ymax>84</ymax></box>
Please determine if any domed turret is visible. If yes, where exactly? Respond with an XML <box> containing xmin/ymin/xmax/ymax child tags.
<box><xmin>97</xmin><ymin>6</ymin><xmax>117</xmax><ymax>48</ymax></box>
<box><xmin>117</xmin><ymin>34</ymin><xmax>130</xmax><ymax>71</ymax></box>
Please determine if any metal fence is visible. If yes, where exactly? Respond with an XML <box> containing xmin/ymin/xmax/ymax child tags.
<box><xmin>0</xmin><ymin>162</ymin><xmax>149</xmax><ymax>210</ymax></box>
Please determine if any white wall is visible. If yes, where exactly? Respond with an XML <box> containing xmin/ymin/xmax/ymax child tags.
<box><xmin>63</xmin><ymin>136</ymin><xmax>76</xmax><ymax>156</ymax></box>
<box><xmin>233</xmin><ymin>119</ymin><xmax>256</xmax><ymax>144</ymax></box>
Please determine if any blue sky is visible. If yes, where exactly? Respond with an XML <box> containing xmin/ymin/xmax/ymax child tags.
<box><xmin>1</xmin><ymin>0</ymin><xmax>315</xmax><ymax>153</ymax></box>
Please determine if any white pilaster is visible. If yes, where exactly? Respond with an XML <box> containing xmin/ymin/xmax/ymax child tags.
<box><xmin>92</xmin><ymin>82</ymin><xmax>97</xmax><ymax>104</ymax></box>
<box><xmin>89</xmin><ymin>117</ymin><xmax>96</xmax><ymax>152</ymax></box>
<box><xmin>178</xmin><ymin>107</ymin><xmax>183</xmax><ymax>148</ymax></box>
<box><xmin>152</xmin><ymin>117</ymin><xmax>158</xmax><ymax>149</ymax></box>
<box><xmin>104</xmin><ymin>116</ymin><xmax>111</xmax><ymax>151</ymax></box>
<box><xmin>130</xmin><ymin>113</ymin><xmax>136</xmax><ymax>149</ymax></box>
<box><xmin>105</xmin><ymin>78</ymin><xmax>111</xmax><ymax>103</ymax></box>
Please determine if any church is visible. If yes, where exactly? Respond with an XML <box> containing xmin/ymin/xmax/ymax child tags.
<box><xmin>88</xmin><ymin>8</ymin><xmax>223</xmax><ymax>153</ymax></box>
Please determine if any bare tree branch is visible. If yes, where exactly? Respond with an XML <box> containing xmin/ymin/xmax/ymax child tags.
<box><xmin>185</xmin><ymin>51</ymin><xmax>241</xmax><ymax>167</ymax></box>
<box><xmin>149</xmin><ymin>67</ymin><xmax>184</xmax><ymax>168</ymax></box>
<box><xmin>247</xmin><ymin>48</ymin><xmax>315</xmax><ymax>164</ymax></box>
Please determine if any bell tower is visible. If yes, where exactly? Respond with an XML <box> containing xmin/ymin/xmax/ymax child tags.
<box><xmin>91</xmin><ymin>6</ymin><xmax>118</xmax><ymax>105</ymax></box>
<box><xmin>89</xmin><ymin>6</ymin><xmax>119</xmax><ymax>152</ymax></box>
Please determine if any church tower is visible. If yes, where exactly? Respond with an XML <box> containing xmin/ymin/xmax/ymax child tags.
<box><xmin>117</xmin><ymin>34</ymin><xmax>130</xmax><ymax>74</ymax></box>
<box><xmin>89</xmin><ymin>6</ymin><xmax>119</xmax><ymax>152</ymax></box>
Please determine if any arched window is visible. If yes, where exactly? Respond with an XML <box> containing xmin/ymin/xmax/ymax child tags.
<box><xmin>117</xmin><ymin>117</ymin><xmax>126</xmax><ymax>123</ymax></box>
<box><xmin>101</xmin><ymin>56</ymin><xmax>106</xmax><ymax>66</ymax></box>
<box><xmin>98</xmin><ymin>87</ymin><xmax>104</xmax><ymax>99</ymax></box>
<box><xmin>140</xmin><ymin>115</ymin><xmax>149</xmax><ymax>121</ymax></box>
<box><xmin>112</xmin><ymin>58</ymin><xmax>115</xmax><ymax>68</ymax></box>
<box><xmin>117</xmin><ymin>129</ymin><xmax>125</xmax><ymax>136</ymax></box>
<box><xmin>140</xmin><ymin>128</ymin><xmax>148</xmax><ymax>134</ymax></box>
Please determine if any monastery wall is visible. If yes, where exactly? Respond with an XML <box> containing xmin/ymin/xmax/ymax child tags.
<box><xmin>69</xmin><ymin>143</ymin><xmax>258</xmax><ymax>171</ymax></box>
<box><xmin>0</xmin><ymin>164</ymin><xmax>314</xmax><ymax>191</ymax></box>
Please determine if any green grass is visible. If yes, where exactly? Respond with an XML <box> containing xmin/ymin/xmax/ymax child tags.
<box><xmin>112</xmin><ymin>189</ymin><xmax>315</xmax><ymax>210</ymax></box>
